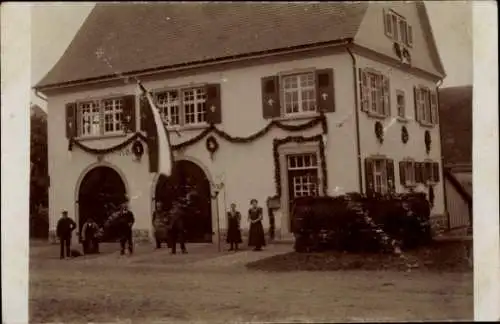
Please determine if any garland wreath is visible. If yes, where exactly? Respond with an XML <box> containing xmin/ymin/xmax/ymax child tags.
<box><xmin>424</xmin><ymin>130</ymin><xmax>431</xmax><ymax>154</ymax></box>
<box><xmin>131</xmin><ymin>140</ymin><xmax>145</xmax><ymax>160</ymax></box>
<box><xmin>401</xmin><ymin>125</ymin><xmax>409</xmax><ymax>144</ymax></box>
<box><xmin>273</xmin><ymin>134</ymin><xmax>328</xmax><ymax>198</ymax></box>
<box><xmin>172</xmin><ymin>113</ymin><xmax>327</xmax><ymax>151</ymax></box>
<box><xmin>205</xmin><ymin>135</ymin><xmax>219</xmax><ymax>160</ymax></box>
<box><xmin>68</xmin><ymin>132</ymin><xmax>148</xmax><ymax>154</ymax></box>
<box><xmin>374</xmin><ymin>121</ymin><xmax>384</xmax><ymax>144</ymax></box>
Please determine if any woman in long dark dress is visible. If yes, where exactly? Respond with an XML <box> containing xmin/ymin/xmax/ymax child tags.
<box><xmin>248</xmin><ymin>199</ymin><xmax>266</xmax><ymax>251</ymax></box>
<box><xmin>226</xmin><ymin>203</ymin><xmax>242</xmax><ymax>251</ymax></box>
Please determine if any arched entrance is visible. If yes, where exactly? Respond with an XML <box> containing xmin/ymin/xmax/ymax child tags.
<box><xmin>78</xmin><ymin>166</ymin><xmax>127</xmax><ymax>242</ymax></box>
<box><xmin>155</xmin><ymin>160</ymin><xmax>213</xmax><ymax>243</ymax></box>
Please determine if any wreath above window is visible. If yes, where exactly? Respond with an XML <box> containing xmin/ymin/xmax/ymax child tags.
<box><xmin>375</xmin><ymin>121</ymin><xmax>384</xmax><ymax>144</ymax></box>
<box><xmin>424</xmin><ymin>130</ymin><xmax>431</xmax><ymax>154</ymax></box>
<box><xmin>401</xmin><ymin>125</ymin><xmax>409</xmax><ymax>144</ymax></box>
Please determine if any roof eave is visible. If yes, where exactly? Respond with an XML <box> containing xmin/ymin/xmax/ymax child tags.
<box><xmin>33</xmin><ymin>38</ymin><xmax>353</xmax><ymax>93</ymax></box>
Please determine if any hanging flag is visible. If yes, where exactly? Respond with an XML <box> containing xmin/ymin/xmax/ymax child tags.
<box><xmin>137</xmin><ymin>81</ymin><xmax>173</xmax><ymax>177</ymax></box>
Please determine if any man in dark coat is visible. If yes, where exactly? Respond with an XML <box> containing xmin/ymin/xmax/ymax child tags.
<box><xmin>118</xmin><ymin>202</ymin><xmax>135</xmax><ymax>255</ymax></box>
<box><xmin>56</xmin><ymin>210</ymin><xmax>77</xmax><ymax>259</ymax></box>
<box><xmin>168</xmin><ymin>200</ymin><xmax>187</xmax><ymax>254</ymax></box>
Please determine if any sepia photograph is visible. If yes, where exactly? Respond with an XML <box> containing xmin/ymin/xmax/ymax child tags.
<box><xmin>1</xmin><ymin>1</ymin><xmax>499</xmax><ymax>323</ymax></box>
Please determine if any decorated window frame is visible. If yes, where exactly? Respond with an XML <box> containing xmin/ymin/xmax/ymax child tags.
<box><xmin>152</xmin><ymin>83</ymin><xmax>208</xmax><ymax>129</ymax></box>
<box><xmin>365</xmin><ymin>155</ymin><xmax>396</xmax><ymax>195</ymax></box>
<box><xmin>75</xmin><ymin>95</ymin><xmax>127</xmax><ymax>139</ymax></box>
<box><xmin>423</xmin><ymin>159</ymin><xmax>440</xmax><ymax>185</ymax></box>
<box><xmin>278</xmin><ymin>68</ymin><xmax>319</xmax><ymax>118</ymax></box>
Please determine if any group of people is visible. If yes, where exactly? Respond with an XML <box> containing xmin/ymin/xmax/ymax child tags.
<box><xmin>225</xmin><ymin>199</ymin><xmax>266</xmax><ymax>251</ymax></box>
<box><xmin>56</xmin><ymin>198</ymin><xmax>268</xmax><ymax>259</ymax></box>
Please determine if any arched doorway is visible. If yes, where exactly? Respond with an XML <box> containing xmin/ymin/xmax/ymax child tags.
<box><xmin>155</xmin><ymin>160</ymin><xmax>213</xmax><ymax>243</ymax></box>
<box><xmin>78</xmin><ymin>166</ymin><xmax>127</xmax><ymax>242</ymax></box>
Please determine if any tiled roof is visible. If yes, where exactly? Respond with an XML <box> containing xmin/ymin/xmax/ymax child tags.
<box><xmin>35</xmin><ymin>3</ymin><xmax>368</xmax><ymax>89</ymax></box>
<box><xmin>439</xmin><ymin>85</ymin><xmax>472</xmax><ymax>165</ymax></box>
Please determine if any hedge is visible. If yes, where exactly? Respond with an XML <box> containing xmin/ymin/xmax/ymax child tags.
<box><xmin>291</xmin><ymin>192</ymin><xmax>432</xmax><ymax>253</ymax></box>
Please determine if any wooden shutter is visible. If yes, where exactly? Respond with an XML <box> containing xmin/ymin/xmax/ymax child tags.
<box><xmin>382</xmin><ymin>75</ymin><xmax>391</xmax><ymax>116</ymax></box>
<box><xmin>122</xmin><ymin>95</ymin><xmax>136</xmax><ymax>132</ymax></box>
<box><xmin>205</xmin><ymin>83</ymin><xmax>222</xmax><ymax>124</ymax></box>
<box><xmin>399</xmin><ymin>161</ymin><xmax>406</xmax><ymax>186</ymax></box>
<box><xmin>359</xmin><ymin>68</ymin><xmax>369</xmax><ymax>112</ymax></box>
<box><xmin>413</xmin><ymin>86</ymin><xmax>420</xmax><ymax>123</ymax></box>
<box><xmin>383</xmin><ymin>10</ymin><xmax>392</xmax><ymax>37</ymax></box>
<box><xmin>261</xmin><ymin>75</ymin><xmax>281</xmax><ymax>119</ymax></box>
<box><xmin>432</xmin><ymin>162</ymin><xmax>440</xmax><ymax>182</ymax></box>
<box><xmin>386</xmin><ymin>159</ymin><xmax>395</xmax><ymax>193</ymax></box>
<box><xmin>415</xmin><ymin>162</ymin><xmax>422</xmax><ymax>183</ymax></box>
<box><xmin>407</xmin><ymin>25</ymin><xmax>413</xmax><ymax>47</ymax></box>
<box><xmin>65</xmin><ymin>102</ymin><xmax>77</xmax><ymax>138</ymax></box>
<box><xmin>315</xmin><ymin>68</ymin><xmax>335</xmax><ymax>113</ymax></box>
<box><xmin>364</xmin><ymin>158</ymin><xmax>374</xmax><ymax>196</ymax></box>
<box><xmin>423</xmin><ymin>162</ymin><xmax>432</xmax><ymax>184</ymax></box>
<box><xmin>430</xmin><ymin>90</ymin><xmax>438</xmax><ymax>125</ymax></box>
<box><xmin>140</xmin><ymin>95</ymin><xmax>158</xmax><ymax>173</ymax></box>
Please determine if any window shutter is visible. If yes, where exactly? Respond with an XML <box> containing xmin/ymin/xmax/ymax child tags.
<box><xmin>399</xmin><ymin>161</ymin><xmax>406</xmax><ymax>186</ymax></box>
<box><xmin>205</xmin><ymin>83</ymin><xmax>222</xmax><ymax>124</ymax></box>
<box><xmin>140</xmin><ymin>95</ymin><xmax>158</xmax><ymax>173</ymax></box>
<box><xmin>415</xmin><ymin>162</ymin><xmax>422</xmax><ymax>183</ymax></box>
<box><xmin>430</xmin><ymin>91</ymin><xmax>438</xmax><ymax>125</ymax></box>
<box><xmin>364</xmin><ymin>158</ymin><xmax>374</xmax><ymax>196</ymax></box>
<box><xmin>65</xmin><ymin>102</ymin><xmax>77</xmax><ymax>138</ymax></box>
<box><xmin>315</xmin><ymin>68</ymin><xmax>335</xmax><ymax>113</ymax></box>
<box><xmin>261</xmin><ymin>75</ymin><xmax>281</xmax><ymax>119</ymax></box>
<box><xmin>122</xmin><ymin>95</ymin><xmax>136</xmax><ymax>132</ymax></box>
<box><xmin>386</xmin><ymin>159</ymin><xmax>396</xmax><ymax>193</ymax></box>
<box><xmin>413</xmin><ymin>86</ymin><xmax>420</xmax><ymax>123</ymax></box>
<box><xmin>432</xmin><ymin>162</ymin><xmax>440</xmax><ymax>182</ymax></box>
<box><xmin>407</xmin><ymin>25</ymin><xmax>413</xmax><ymax>47</ymax></box>
<box><xmin>382</xmin><ymin>75</ymin><xmax>391</xmax><ymax>116</ymax></box>
<box><xmin>384</xmin><ymin>10</ymin><xmax>392</xmax><ymax>37</ymax></box>
<box><xmin>422</xmin><ymin>162</ymin><xmax>431</xmax><ymax>184</ymax></box>
<box><xmin>359</xmin><ymin>68</ymin><xmax>369</xmax><ymax>112</ymax></box>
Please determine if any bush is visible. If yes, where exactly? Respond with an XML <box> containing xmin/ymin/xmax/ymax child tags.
<box><xmin>291</xmin><ymin>192</ymin><xmax>432</xmax><ymax>253</ymax></box>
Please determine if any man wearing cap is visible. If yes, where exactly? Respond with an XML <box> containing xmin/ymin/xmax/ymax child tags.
<box><xmin>56</xmin><ymin>210</ymin><xmax>77</xmax><ymax>259</ymax></box>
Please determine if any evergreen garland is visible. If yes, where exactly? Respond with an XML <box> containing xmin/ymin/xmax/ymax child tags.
<box><xmin>68</xmin><ymin>114</ymin><xmax>327</xmax><ymax>155</ymax></box>
<box><xmin>424</xmin><ymin>130</ymin><xmax>431</xmax><ymax>154</ymax></box>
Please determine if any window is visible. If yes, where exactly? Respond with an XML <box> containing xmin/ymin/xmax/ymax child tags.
<box><xmin>423</xmin><ymin>161</ymin><xmax>440</xmax><ymax>184</ymax></box>
<box><xmin>77</xmin><ymin>98</ymin><xmax>124</xmax><ymax>137</ymax></box>
<box><xmin>287</xmin><ymin>153</ymin><xmax>319</xmax><ymax>198</ymax></box>
<box><xmin>384</xmin><ymin>10</ymin><xmax>413</xmax><ymax>47</ymax></box>
<box><xmin>399</xmin><ymin>160</ymin><xmax>416</xmax><ymax>186</ymax></box>
<box><xmin>373</xmin><ymin>159</ymin><xmax>388</xmax><ymax>194</ymax></box>
<box><xmin>281</xmin><ymin>72</ymin><xmax>317</xmax><ymax>116</ymax></box>
<box><xmin>396</xmin><ymin>90</ymin><xmax>406</xmax><ymax>118</ymax></box>
<box><xmin>360</xmin><ymin>69</ymin><xmax>390</xmax><ymax>117</ymax></box>
<box><xmin>365</xmin><ymin>157</ymin><xmax>395</xmax><ymax>195</ymax></box>
<box><xmin>415</xmin><ymin>86</ymin><xmax>438</xmax><ymax>125</ymax></box>
<box><xmin>154</xmin><ymin>87</ymin><xmax>207</xmax><ymax>127</ymax></box>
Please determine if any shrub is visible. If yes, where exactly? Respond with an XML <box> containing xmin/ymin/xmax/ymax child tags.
<box><xmin>291</xmin><ymin>192</ymin><xmax>432</xmax><ymax>253</ymax></box>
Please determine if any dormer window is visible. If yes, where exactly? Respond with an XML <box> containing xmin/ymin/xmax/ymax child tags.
<box><xmin>384</xmin><ymin>9</ymin><xmax>413</xmax><ymax>47</ymax></box>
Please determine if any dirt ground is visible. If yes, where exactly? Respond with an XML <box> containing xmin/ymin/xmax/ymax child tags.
<box><xmin>30</xmin><ymin>241</ymin><xmax>472</xmax><ymax>323</ymax></box>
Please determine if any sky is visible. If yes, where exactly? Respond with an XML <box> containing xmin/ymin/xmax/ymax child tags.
<box><xmin>30</xmin><ymin>1</ymin><xmax>473</xmax><ymax>109</ymax></box>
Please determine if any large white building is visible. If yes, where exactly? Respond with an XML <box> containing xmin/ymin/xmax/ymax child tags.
<box><xmin>35</xmin><ymin>2</ymin><xmax>447</xmax><ymax>244</ymax></box>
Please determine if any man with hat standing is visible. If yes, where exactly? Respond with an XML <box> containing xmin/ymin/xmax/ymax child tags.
<box><xmin>118</xmin><ymin>201</ymin><xmax>135</xmax><ymax>255</ymax></box>
<box><xmin>56</xmin><ymin>210</ymin><xmax>77</xmax><ymax>259</ymax></box>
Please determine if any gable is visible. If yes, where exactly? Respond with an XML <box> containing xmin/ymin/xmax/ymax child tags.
<box><xmin>35</xmin><ymin>3</ymin><xmax>368</xmax><ymax>90</ymax></box>
<box><xmin>353</xmin><ymin>1</ymin><xmax>445</xmax><ymax>79</ymax></box>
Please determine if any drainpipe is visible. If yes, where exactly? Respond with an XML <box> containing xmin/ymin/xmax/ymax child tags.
<box><xmin>346</xmin><ymin>43</ymin><xmax>364</xmax><ymax>193</ymax></box>
<box><xmin>436</xmin><ymin>78</ymin><xmax>451</xmax><ymax>231</ymax></box>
